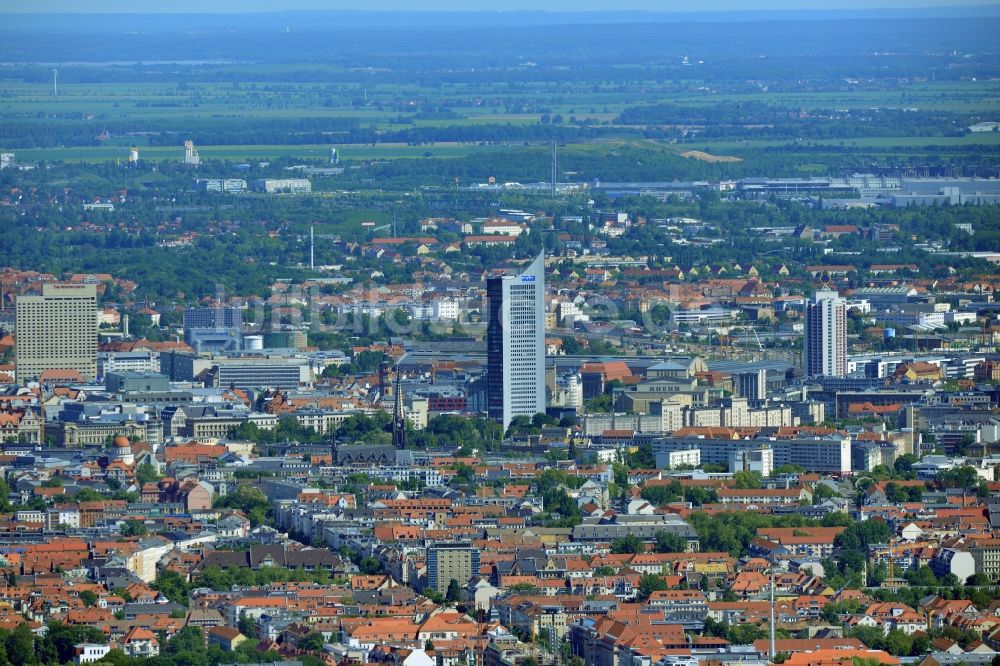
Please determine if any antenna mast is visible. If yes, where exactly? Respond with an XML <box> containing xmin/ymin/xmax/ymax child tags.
<box><xmin>53</xmin><ymin>69</ymin><xmax>58</xmax><ymax>96</ymax></box>
<box><xmin>310</xmin><ymin>225</ymin><xmax>315</xmax><ymax>271</ymax></box>
<box><xmin>550</xmin><ymin>141</ymin><xmax>557</xmax><ymax>197</ymax></box>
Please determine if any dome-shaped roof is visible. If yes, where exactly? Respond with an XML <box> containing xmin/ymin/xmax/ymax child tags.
<box><xmin>112</xmin><ymin>435</ymin><xmax>130</xmax><ymax>448</ymax></box>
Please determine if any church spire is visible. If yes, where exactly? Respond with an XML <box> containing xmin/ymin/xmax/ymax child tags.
<box><xmin>392</xmin><ymin>365</ymin><xmax>406</xmax><ymax>450</ymax></box>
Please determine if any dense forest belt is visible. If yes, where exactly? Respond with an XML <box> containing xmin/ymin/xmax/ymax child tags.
<box><xmin>620</xmin><ymin>103</ymin><xmax>971</xmax><ymax>140</ymax></box>
<box><xmin>8</xmin><ymin>140</ymin><xmax>999</xmax><ymax>186</ymax></box>
<box><xmin>0</xmin><ymin>107</ymin><xmax>983</xmax><ymax>149</ymax></box>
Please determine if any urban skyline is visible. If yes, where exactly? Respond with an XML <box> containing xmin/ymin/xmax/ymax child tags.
<box><xmin>0</xmin><ymin>5</ymin><xmax>997</xmax><ymax>666</ymax></box>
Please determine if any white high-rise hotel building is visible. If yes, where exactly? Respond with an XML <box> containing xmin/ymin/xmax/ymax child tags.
<box><xmin>486</xmin><ymin>252</ymin><xmax>546</xmax><ymax>429</ymax></box>
<box><xmin>15</xmin><ymin>284</ymin><xmax>99</xmax><ymax>382</ymax></box>
<box><xmin>805</xmin><ymin>290</ymin><xmax>847</xmax><ymax>377</ymax></box>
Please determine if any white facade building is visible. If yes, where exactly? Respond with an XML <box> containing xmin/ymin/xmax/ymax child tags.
<box><xmin>433</xmin><ymin>300</ymin><xmax>460</xmax><ymax>321</ymax></box>
<box><xmin>15</xmin><ymin>283</ymin><xmax>99</xmax><ymax>381</ymax></box>
<box><xmin>555</xmin><ymin>300</ymin><xmax>587</xmax><ymax>328</ymax></box>
<box><xmin>805</xmin><ymin>290</ymin><xmax>847</xmax><ymax>377</ymax></box>
<box><xmin>404</xmin><ymin>396</ymin><xmax>429</xmax><ymax>430</ymax></box>
<box><xmin>555</xmin><ymin>372</ymin><xmax>584</xmax><ymax>410</ymax></box>
<box><xmin>410</xmin><ymin>299</ymin><xmax>461</xmax><ymax>321</ymax></box>
<box><xmin>74</xmin><ymin>644</ymin><xmax>112</xmax><ymax>664</ymax></box>
<box><xmin>196</xmin><ymin>178</ymin><xmax>247</xmax><ymax>193</ymax></box>
<box><xmin>99</xmin><ymin>351</ymin><xmax>161</xmax><ymax>376</ymax></box>
<box><xmin>486</xmin><ymin>253</ymin><xmax>546</xmax><ymax>429</ymax></box>
<box><xmin>729</xmin><ymin>446</ymin><xmax>775</xmax><ymax>477</ymax></box>
<box><xmin>251</xmin><ymin>178</ymin><xmax>311</xmax><ymax>194</ymax></box>
<box><xmin>665</xmin><ymin>448</ymin><xmax>701</xmax><ymax>469</ymax></box>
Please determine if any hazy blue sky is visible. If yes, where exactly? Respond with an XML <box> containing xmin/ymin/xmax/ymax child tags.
<box><xmin>9</xmin><ymin>0</ymin><xmax>1000</xmax><ymax>11</ymax></box>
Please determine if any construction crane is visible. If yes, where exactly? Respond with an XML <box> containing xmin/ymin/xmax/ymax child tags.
<box><xmin>888</xmin><ymin>535</ymin><xmax>894</xmax><ymax>581</ymax></box>
<box><xmin>715</xmin><ymin>324</ymin><xmax>765</xmax><ymax>360</ymax></box>
<box><xmin>369</xmin><ymin>222</ymin><xmax>395</xmax><ymax>237</ymax></box>
<box><xmin>731</xmin><ymin>324</ymin><xmax>765</xmax><ymax>353</ymax></box>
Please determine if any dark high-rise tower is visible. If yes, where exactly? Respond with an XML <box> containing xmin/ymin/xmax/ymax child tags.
<box><xmin>486</xmin><ymin>277</ymin><xmax>505</xmax><ymax>424</ymax></box>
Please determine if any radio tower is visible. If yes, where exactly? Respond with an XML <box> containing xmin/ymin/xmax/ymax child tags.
<box><xmin>392</xmin><ymin>366</ymin><xmax>406</xmax><ymax>450</ymax></box>
<box><xmin>550</xmin><ymin>141</ymin><xmax>557</xmax><ymax>197</ymax></box>
<box><xmin>52</xmin><ymin>69</ymin><xmax>58</xmax><ymax>96</ymax></box>
<box><xmin>310</xmin><ymin>225</ymin><xmax>315</xmax><ymax>271</ymax></box>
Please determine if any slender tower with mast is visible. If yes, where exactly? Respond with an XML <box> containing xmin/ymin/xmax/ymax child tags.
<box><xmin>392</xmin><ymin>365</ymin><xmax>406</xmax><ymax>450</ymax></box>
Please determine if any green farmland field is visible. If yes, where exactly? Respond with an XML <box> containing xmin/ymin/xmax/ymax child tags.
<box><xmin>2</xmin><ymin>77</ymin><xmax>998</xmax><ymax>130</ymax></box>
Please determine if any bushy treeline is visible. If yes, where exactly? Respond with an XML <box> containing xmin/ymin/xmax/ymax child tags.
<box><xmin>619</xmin><ymin>103</ymin><xmax>969</xmax><ymax>141</ymax></box>
<box><xmin>0</xmin><ymin>116</ymin><xmax>613</xmax><ymax>150</ymax></box>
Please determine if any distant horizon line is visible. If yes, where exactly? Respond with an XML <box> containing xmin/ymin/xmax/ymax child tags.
<box><xmin>4</xmin><ymin>3</ymin><xmax>1000</xmax><ymax>14</ymax></box>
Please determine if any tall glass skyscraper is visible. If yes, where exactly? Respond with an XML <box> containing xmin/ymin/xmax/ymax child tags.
<box><xmin>805</xmin><ymin>290</ymin><xmax>847</xmax><ymax>378</ymax></box>
<box><xmin>487</xmin><ymin>252</ymin><xmax>546</xmax><ymax>429</ymax></box>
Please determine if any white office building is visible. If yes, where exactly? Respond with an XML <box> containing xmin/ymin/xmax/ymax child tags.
<box><xmin>486</xmin><ymin>252</ymin><xmax>546</xmax><ymax>429</ymax></box>
<box><xmin>15</xmin><ymin>284</ymin><xmax>99</xmax><ymax>382</ymax></box>
<box><xmin>805</xmin><ymin>290</ymin><xmax>847</xmax><ymax>377</ymax></box>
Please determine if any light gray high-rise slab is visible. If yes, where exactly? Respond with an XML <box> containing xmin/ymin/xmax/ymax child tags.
<box><xmin>487</xmin><ymin>252</ymin><xmax>546</xmax><ymax>429</ymax></box>
<box><xmin>15</xmin><ymin>283</ymin><xmax>99</xmax><ymax>382</ymax></box>
<box><xmin>805</xmin><ymin>289</ymin><xmax>847</xmax><ymax>378</ymax></box>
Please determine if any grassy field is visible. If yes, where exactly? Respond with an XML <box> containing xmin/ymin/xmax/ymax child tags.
<box><xmin>3</xmin><ymin>78</ymin><xmax>998</xmax><ymax>129</ymax></box>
